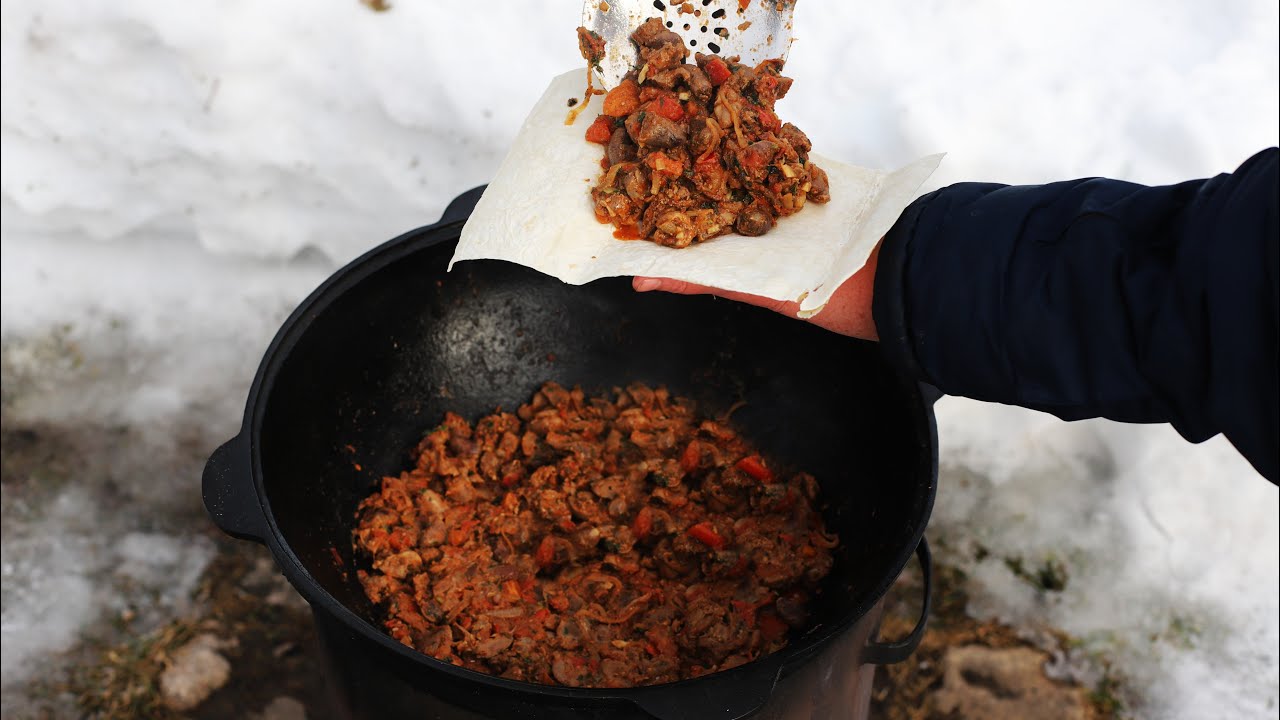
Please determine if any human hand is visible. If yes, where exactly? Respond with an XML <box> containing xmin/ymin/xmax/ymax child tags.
<box><xmin>631</xmin><ymin>243</ymin><xmax>882</xmax><ymax>341</ymax></box>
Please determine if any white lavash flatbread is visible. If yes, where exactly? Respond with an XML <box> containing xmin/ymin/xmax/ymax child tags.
<box><xmin>451</xmin><ymin>69</ymin><xmax>943</xmax><ymax>316</ymax></box>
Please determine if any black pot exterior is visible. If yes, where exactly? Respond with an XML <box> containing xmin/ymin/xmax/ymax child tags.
<box><xmin>203</xmin><ymin>187</ymin><xmax>938</xmax><ymax>720</ymax></box>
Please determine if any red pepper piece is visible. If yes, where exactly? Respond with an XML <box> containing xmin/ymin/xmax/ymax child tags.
<box><xmin>679</xmin><ymin>440</ymin><xmax>702</xmax><ymax>472</ymax></box>
<box><xmin>755</xmin><ymin>106</ymin><xmax>781</xmax><ymax>132</ymax></box>
<box><xmin>705</xmin><ymin>57</ymin><xmax>732</xmax><ymax>86</ymax></box>
<box><xmin>735</xmin><ymin>455</ymin><xmax>775</xmax><ymax>482</ymax></box>
<box><xmin>757</xmin><ymin>611</ymin><xmax>789</xmax><ymax>642</ymax></box>
<box><xmin>585</xmin><ymin>114</ymin><xmax>614</xmax><ymax>144</ymax></box>
<box><xmin>534</xmin><ymin>535</ymin><xmax>557</xmax><ymax>567</ymax></box>
<box><xmin>632</xmin><ymin>506</ymin><xmax>654</xmax><ymax>539</ymax></box>
<box><xmin>650</xmin><ymin>94</ymin><xmax>685</xmax><ymax>121</ymax></box>
<box><xmin>687</xmin><ymin>522</ymin><xmax>726</xmax><ymax>549</ymax></box>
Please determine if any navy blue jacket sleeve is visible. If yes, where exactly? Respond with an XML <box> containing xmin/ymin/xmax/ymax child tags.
<box><xmin>873</xmin><ymin>148</ymin><xmax>1278</xmax><ymax>483</ymax></box>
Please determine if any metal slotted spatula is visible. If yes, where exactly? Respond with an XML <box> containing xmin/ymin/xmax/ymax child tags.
<box><xmin>582</xmin><ymin>0</ymin><xmax>798</xmax><ymax>89</ymax></box>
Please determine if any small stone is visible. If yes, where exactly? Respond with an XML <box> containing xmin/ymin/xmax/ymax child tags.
<box><xmin>159</xmin><ymin>633</ymin><xmax>232</xmax><ymax>711</ymax></box>
<box><xmin>240</xmin><ymin>556</ymin><xmax>279</xmax><ymax>592</ymax></box>
<box><xmin>253</xmin><ymin>696</ymin><xmax>307</xmax><ymax>720</ymax></box>
<box><xmin>932</xmin><ymin>645</ymin><xmax>1087</xmax><ymax>720</ymax></box>
<box><xmin>272</xmin><ymin>641</ymin><xmax>298</xmax><ymax>659</ymax></box>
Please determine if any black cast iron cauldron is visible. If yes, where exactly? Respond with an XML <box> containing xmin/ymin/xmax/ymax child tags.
<box><xmin>203</xmin><ymin>187</ymin><xmax>938</xmax><ymax>720</ymax></box>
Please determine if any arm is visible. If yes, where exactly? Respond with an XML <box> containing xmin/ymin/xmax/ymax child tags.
<box><xmin>873</xmin><ymin>148</ymin><xmax>1278</xmax><ymax>483</ymax></box>
<box><xmin>635</xmin><ymin>149</ymin><xmax>1277</xmax><ymax>482</ymax></box>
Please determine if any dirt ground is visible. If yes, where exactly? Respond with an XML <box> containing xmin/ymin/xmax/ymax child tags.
<box><xmin>1</xmin><ymin>421</ymin><xmax>1121</xmax><ymax>720</ymax></box>
<box><xmin>868</xmin><ymin>561</ymin><xmax>1121</xmax><ymax>720</ymax></box>
<box><xmin>16</xmin><ymin>544</ymin><xmax>1121</xmax><ymax>720</ymax></box>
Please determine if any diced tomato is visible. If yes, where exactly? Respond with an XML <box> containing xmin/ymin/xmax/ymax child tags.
<box><xmin>388</xmin><ymin>527</ymin><xmax>414</xmax><ymax>552</ymax></box>
<box><xmin>735</xmin><ymin>455</ymin><xmax>775</xmax><ymax>482</ymax></box>
<box><xmin>646</xmin><ymin>152</ymin><xmax>683</xmax><ymax>176</ymax></box>
<box><xmin>632</xmin><ymin>506</ymin><xmax>654</xmax><ymax>539</ymax></box>
<box><xmin>585</xmin><ymin>114</ymin><xmax>614</xmax><ymax>144</ymax></box>
<box><xmin>532</xmin><ymin>608</ymin><xmax>551</xmax><ymax>623</ymax></box>
<box><xmin>501</xmin><ymin>470</ymin><xmax>522</xmax><ymax>487</ymax></box>
<box><xmin>738</xmin><ymin>0</ymin><xmax>752</xmax><ymax>10</ymax></box>
<box><xmin>644</xmin><ymin>642</ymin><xmax>659</xmax><ymax>656</ymax></box>
<box><xmin>447</xmin><ymin>519</ymin><xmax>477</xmax><ymax>546</ymax></box>
<box><xmin>705</xmin><ymin>57</ymin><xmax>732</xmax><ymax>86</ymax></box>
<box><xmin>739</xmin><ymin>145</ymin><xmax>770</xmax><ymax>173</ymax></box>
<box><xmin>755</xmin><ymin>106</ymin><xmax>781</xmax><ymax>132</ymax></box>
<box><xmin>650</xmin><ymin>94</ymin><xmax>685</xmax><ymax>121</ymax></box>
<box><xmin>756</xmin><ymin>74</ymin><xmax>780</xmax><ymax>99</ymax></box>
<box><xmin>732</xmin><ymin>595</ymin><xmax>773</xmax><ymax>624</ymax></box>
<box><xmin>534</xmin><ymin>535</ymin><xmax>557</xmax><ymax>567</ymax></box>
<box><xmin>680</xmin><ymin>441</ymin><xmax>702</xmax><ymax>472</ymax></box>
<box><xmin>687</xmin><ymin>522</ymin><xmax>726</xmax><ymax>550</ymax></box>
<box><xmin>613</xmin><ymin>225</ymin><xmax>642</xmax><ymax>240</ymax></box>
<box><xmin>603</xmin><ymin>79</ymin><xmax>641</xmax><ymax>117</ymax></box>
<box><xmin>694</xmin><ymin>151</ymin><xmax>720</xmax><ymax>175</ymax></box>
<box><xmin>757</xmin><ymin>611</ymin><xmax>789</xmax><ymax>642</ymax></box>
<box><xmin>549</xmin><ymin>594</ymin><xmax>570</xmax><ymax>611</ymax></box>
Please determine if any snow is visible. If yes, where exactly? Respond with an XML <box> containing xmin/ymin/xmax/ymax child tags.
<box><xmin>930</xmin><ymin>401</ymin><xmax>1280</xmax><ymax>717</ymax></box>
<box><xmin>1</xmin><ymin>484</ymin><xmax>216</xmax><ymax>683</ymax></box>
<box><xmin>1</xmin><ymin>0</ymin><xmax>1276</xmax><ymax>717</ymax></box>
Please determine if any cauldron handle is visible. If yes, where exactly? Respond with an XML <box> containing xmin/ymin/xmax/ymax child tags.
<box><xmin>202</xmin><ymin>433</ymin><xmax>268</xmax><ymax>543</ymax></box>
<box><xmin>863</xmin><ymin>538</ymin><xmax>932</xmax><ymax>665</ymax></box>
<box><xmin>435</xmin><ymin>186</ymin><xmax>487</xmax><ymax>228</ymax></box>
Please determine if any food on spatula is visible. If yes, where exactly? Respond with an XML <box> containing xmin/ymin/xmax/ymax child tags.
<box><xmin>576</xmin><ymin>17</ymin><xmax>830</xmax><ymax>248</ymax></box>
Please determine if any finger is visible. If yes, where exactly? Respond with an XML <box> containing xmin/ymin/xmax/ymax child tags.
<box><xmin>632</xmin><ymin>277</ymin><xmax>715</xmax><ymax>295</ymax></box>
<box><xmin>632</xmin><ymin>277</ymin><xmax>797</xmax><ymax>316</ymax></box>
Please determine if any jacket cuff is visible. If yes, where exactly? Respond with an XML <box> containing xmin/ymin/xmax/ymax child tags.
<box><xmin>873</xmin><ymin>191</ymin><xmax>938</xmax><ymax>385</ymax></box>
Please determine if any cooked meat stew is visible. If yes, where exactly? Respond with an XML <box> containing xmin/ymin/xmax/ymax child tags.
<box><xmin>577</xmin><ymin>17</ymin><xmax>831</xmax><ymax>248</ymax></box>
<box><xmin>353</xmin><ymin>382</ymin><xmax>839</xmax><ymax>688</ymax></box>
